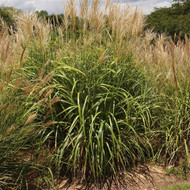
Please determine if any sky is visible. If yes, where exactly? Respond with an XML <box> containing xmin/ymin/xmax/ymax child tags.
<box><xmin>0</xmin><ymin>0</ymin><xmax>173</xmax><ymax>14</ymax></box>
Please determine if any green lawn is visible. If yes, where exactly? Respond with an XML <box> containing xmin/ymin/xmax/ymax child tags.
<box><xmin>161</xmin><ymin>183</ymin><xmax>190</xmax><ymax>190</ymax></box>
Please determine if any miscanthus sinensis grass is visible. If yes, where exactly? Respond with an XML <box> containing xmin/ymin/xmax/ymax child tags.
<box><xmin>1</xmin><ymin>0</ymin><xmax>190</xmax><ymax>188</ymax></box>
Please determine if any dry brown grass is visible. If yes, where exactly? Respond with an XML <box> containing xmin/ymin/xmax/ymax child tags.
<box><xmin>133</xmin><ymin>32</ymin><xmax>190</xmax><ymax>87</ymax></box>
<box><xmin>62</xmin><ymin>0</ymin><xmax>190</xmax><ymax>87</ymax></box>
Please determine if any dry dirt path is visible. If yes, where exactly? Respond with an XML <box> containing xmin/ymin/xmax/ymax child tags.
<box><xmin>55</xmin><ymin>165</ymin><xmax>190</xmax><ymax>190</ymax></box>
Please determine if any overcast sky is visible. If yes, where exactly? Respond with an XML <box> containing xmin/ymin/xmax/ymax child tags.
<box><xmin>0</xmin><ymin>0</ymin><xmax>173</xmax><ymax>14</ymax></box>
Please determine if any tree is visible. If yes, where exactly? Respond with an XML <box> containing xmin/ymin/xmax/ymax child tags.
<box><xmin>172</xmin><ymin>0</ymin><xmax>190</xmax><ymax>14</ymax></box>
<box><xmin>36</xmin><ymin>10</ymin><xmax>48</xmax><ymax>19</ymax></box>
<box><xmin>173</xmin><ymin>0</ymin><xmax>188</xmax><ymax>3</ymax></box>
<box><xmin>146</xmin><ymin>0</ymin><xmax>190</xmax><ymax>39</ymax></box>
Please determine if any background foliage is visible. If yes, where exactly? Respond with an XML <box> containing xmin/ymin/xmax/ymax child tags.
<box><xmin>146</xmin><ymin>0</ymin><xmax>190</xmax><ymax>38</ymax></box>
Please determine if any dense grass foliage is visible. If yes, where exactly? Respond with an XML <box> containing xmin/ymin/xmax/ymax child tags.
<box><xmin>23</xmin><ymin>39</ymin><xmax>156</xmax><ymax>181</ymax></box>
<box><xmin>157</xmin><ymin>86</ymin><xmax>190</xmax><ymax>166</ymax></box>
<box><xmin>160</xmin><ymin>183</ymin><xmax>190</xmax><ymax>190</ymax></box>
<box><xmin>0</xmin><ymin>66</ymin><xmax>56</xmax><ymax>188</ymax></box>
<box><xmin>51</xmin><ymin>47</ymin><xmax>155</xmax><ymax>179</ymax></box>
<box><xmin>1</xmin><ymin>0</ymin><xmax>190</xmax><ymax>189</ymax></box>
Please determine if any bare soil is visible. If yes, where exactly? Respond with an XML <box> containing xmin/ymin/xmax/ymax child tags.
<box><xmin>56</xmin><ymin>165</ymin><xmax>190</xmax><ymax>190</ymax></box>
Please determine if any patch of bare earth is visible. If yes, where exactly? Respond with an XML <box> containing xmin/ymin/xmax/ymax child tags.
<box><xmin>55</xmin><ymin>165</ymin><xmax>190</xmax><ymax>190</ymax></box>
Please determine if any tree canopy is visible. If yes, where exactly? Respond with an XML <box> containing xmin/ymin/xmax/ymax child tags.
<box><xmin>146</xmin><ymin>0</ymin><xmax>190</xmax><ymax>38</ymax></box>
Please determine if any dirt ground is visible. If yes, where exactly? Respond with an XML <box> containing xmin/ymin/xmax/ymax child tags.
<box><xmin>56</xmin><ymin>165</ymin><xmax>190</xmax><ymax>190</ymax></box>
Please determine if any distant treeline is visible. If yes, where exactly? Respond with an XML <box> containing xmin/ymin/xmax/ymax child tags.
<box><xmin>0</xmin><ymin>7</ymin><xmax>65</xmax><ymax>28</ymax></box>
<box><xmin>36</xmin><ymin>10</ymin><xmax>65</xmax><ymax>26</ymax></box>
<box><xmin>1</xmin><ymin>1</ymin><xmax>190</xmax><ymax>39</ymax></box>
<box><xmin>0</xmin><ymin>7</ymin><xmax>89</xmax><ymax>32</ymax></box>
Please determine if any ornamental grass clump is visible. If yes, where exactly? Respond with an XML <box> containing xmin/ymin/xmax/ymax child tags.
<box><xmin>155</xmin><ymin>84</ymin><xmax>190</xmax><ymax>168</ymax></box>
<box><xmin>2</xmin><ymin>0</ymin><xmax>190</xmax><ymax>188</ymax></box>
<box><xmin>0</xmin><ymin>66</ymin><xmax>57</xmax><ymax>189</ymax></box>
<box><xmin>49</xmin><ymin>46</ymin><xmax>155</xmax><ymax>180</ymax></box>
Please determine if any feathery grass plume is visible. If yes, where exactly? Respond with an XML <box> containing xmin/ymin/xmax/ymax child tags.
<box><xmin>185</xmin><ymin>34</ymin><xmax>190</xmax><ymax>56</ymax></box>
<box><xmin>24</xmin><ymin>113</ymin><xmax>37</xmax><ymax>126</ymax></box>
<box><xmin>16</xmin><ymin>13</ymin><xmax>35</xmax><ymax>44</ymax></box>
<box><xmin>34</xmin><ymin>72</ymin><xmax>54</xmax><ymax>94</ymax></box>
<box><xmin>55</xmin><ymin>13</ymin><xmax>59</xmax><ymax>26</ymax></box>
<box><xmin>89</xmin><ymin>0</ymin><xmax>103</xmax><ymax>33</ymax></box>
<box><xmin>107</xmin><ymin>3</ymin><xmax>144</xmax><ymax>44</ymax></box>
<box><xmin>2</xmin><ymin>39</ymin><xmax>10</xmax><ymax>63</ymax></box>
<box><xmin>16</xmin><ymin>13</ymin><xmax>51</xmax><ymax>47</ymax></box>
<box><xmin>169</xmin><ymin>39</ymin><xmax>178</xmax><ymax>90</ymax></box>
<box><xmin>133</xmin><ymin>30</ymin><xmax>190</xmax><ymax>88</ymax></box>
<box><xmin>0</xmin><ymin>26</ymin><xmax>12</xmax><ymax>71</ymax></box>
<box><xmin>64</xmin><ymin>3</ymin><xmax>69</xmax><ymax>31</ymax></box>
<box><xmin>80</xmin><ymin>0</ymin><xmax>89</xmax><ymax>20</ymax></box>
<box><xmin>43</xmin><ymin>121</ymin><xmax>56</xmax><ymax>127</ymax></box>
<box><xmin>5</xmin><ymin>125</ymin><xmax>15</xmax><ymax>136</ymax></box>
<box><xmin>80</xmin><ymin>0</ymin><xmax>89</xmax><ymax>33</ymax></box>
<box><xmin>19</xmin><ymin>46</ymin><xmax>26</xmax><ymax>66</ymax></box>
<box><xmin>67</xmin><ymin>0</ymin><xmax>77</xmax><ymax>30</ymax></box>
<box><xmin>44</xmin><ymin>88</ymin><xmax>53</xmax><ymax>100</ymax></box>
<box><xmin>0</xmin><ymin>104</ymin><xmax>6</xmax><ymax>114</ymax></box>
<box><xmin>48</xmin><ymin>96</ymin><xmax>61</xmax><ymax>107</ymax></box>
<box><xmin>107</xmin><ymin>2</ymin><xmax>115</xmax><ymax>27</ymax></box>
<box><xmin>105</xmin><ymin>0</ymin><xmax>111</xmax><ymax>13</ymax></box>
<box><xmin>6</xmin><ymin>67</ymin><xmax>13</xmax><ymax>84</ymax></box>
